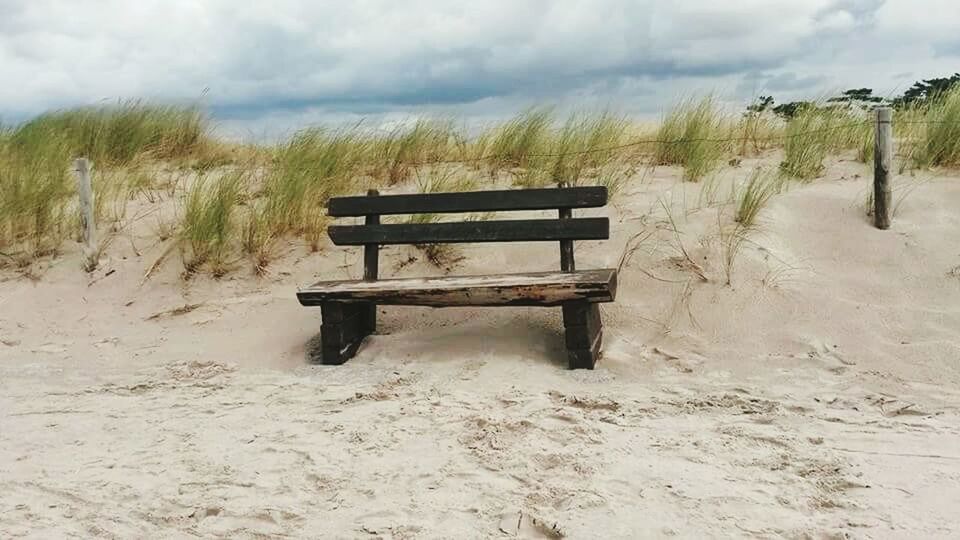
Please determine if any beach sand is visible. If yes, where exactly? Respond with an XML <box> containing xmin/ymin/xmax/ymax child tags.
<box><xmin>2</xmin><ymin>156</ymin><xmax>960</xmax><ymax>538</ymax></box>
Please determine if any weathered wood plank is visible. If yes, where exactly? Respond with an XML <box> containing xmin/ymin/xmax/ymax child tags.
<box><xmin>563</xmin><ymin>301</ymin><xmax>602</xmax><ymax>369</ymax></box>
<box><xmin>328</xmin><ymin>186</ymin><xmax>607</xmax><ymax>217</ymax></box>
<box><xmin>563</xmin><ymin>312</ymin><xmax>602</xmax><ymax>350</ymax></box>
<box><xmin>328</xmin><ymin>218</ymin><xmax>608</xmax><ymax>246</ymax></box>
<box><xmin>567</xmin><ymin>330</ymin><xmax>602</xmax><ymax>370</ymax></box>
<box><xmin>73</xmin><ymin>158</ymin><xmax>98</xmax><ymax>271</ymax></box>
<box><xmin>558</xmin><ymin>203</ymin><xmax>575</xmax><ymax>272</ymax></box>
<box><xmin>874</xmin><ymin>107</ymin><xmax>893</xmax><ymax>230</ymax></box>
<box><xmin>319</xmin><ymin>301</ymin><xmax>371</xmax><ymax>365</ymax></box>
<box><xmin>321</xmin><ymin>316</ymin><xmax>364</xmax><ymax>349</ymax></box>
<box><xmin>362</xmin><ymin>189</ymin><xmax>380</xmax><ymax>333</ymax></box>
<box><xmin>298</xmin><ymin>269</ymin><xmax>618</xmax><ymax>307</ymax></box>
<box><xmin>320</xmin><ymin>302</ymin><xmax>368</xmax><ymax>323</ymax></box>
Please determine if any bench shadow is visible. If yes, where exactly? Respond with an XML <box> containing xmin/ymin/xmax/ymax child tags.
<box><xmin>304</xmin><ymin>333</ymin><xmax>326</xmax><ymax>364</ymax></box>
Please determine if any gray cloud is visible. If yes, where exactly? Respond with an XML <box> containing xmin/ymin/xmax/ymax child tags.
<box><xmin>1</xmin><ymin>0</ymin><xmax>959</xmax><ymax>134</ymax></box>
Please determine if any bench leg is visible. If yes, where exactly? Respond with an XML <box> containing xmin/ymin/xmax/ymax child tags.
<box><xmin>562</xmin><ymin>302</ymin><xmax>603</xmax><ymax>370</ymax></box>
<box><xmin>361</xmin><ymin>303</ymin><xmax>377</xmax><ymax>335</ymax></box>
<box><xmin>320</xmin><ymin>301</ymin><xmax>375</xmax><ymax>365</ymax></box>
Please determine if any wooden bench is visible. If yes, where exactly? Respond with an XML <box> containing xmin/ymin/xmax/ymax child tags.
<box><xmin>296</xmin><ymin>186</ymin><xmax>618</xmax><ymax>369</ymax></box>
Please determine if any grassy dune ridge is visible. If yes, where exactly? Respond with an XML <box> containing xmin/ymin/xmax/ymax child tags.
<box><xmin>2</xmin><ymin>90</ymin><xmax>959</xmax><ymax>275</ymax></box>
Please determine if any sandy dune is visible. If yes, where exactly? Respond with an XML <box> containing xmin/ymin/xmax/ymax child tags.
<box><xmin>2</xmin><ymin>156</ymin><xmax>960</xmax><ymax>538</ymax></box>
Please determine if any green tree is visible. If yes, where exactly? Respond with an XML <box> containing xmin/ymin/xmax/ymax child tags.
<box><xmin>772</xmin><ymin>101</ymin><xmax>814</xmax><ymax>119</ymax></box>
<box><xmin>893</xmin><ymin>74</ymin><xmax>960</xmax><ymax>107</ymax></box>
<box><xmin>746</xmin><ymin>95</ymin><xmax>774</xmax><ymax>114</ymax></box>
<box><xmin>828</xmin><ymin>88</ymin><xmax>883</xmax><ymax>106</ymax></box>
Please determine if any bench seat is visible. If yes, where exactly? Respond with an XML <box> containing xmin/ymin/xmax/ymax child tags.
<box><xmin>297</xmin><ymin>268</ymin><xmax>618</xmax><ymax>307</ymax></box>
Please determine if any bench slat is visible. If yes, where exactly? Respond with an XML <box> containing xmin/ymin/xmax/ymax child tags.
<box><xmin>327</xmin><ymin>186</ymin><xmax>607</xmax><ymax>217</ymax></box>
<box><xmin>297</xmin><ymin>269</ymin><xmax>618</xmax><ymax>307</ymax></box>
<box><xmin>328</xmin><ymin>217</ymin><xmax>608</xmax><ymax>246</ymax></box>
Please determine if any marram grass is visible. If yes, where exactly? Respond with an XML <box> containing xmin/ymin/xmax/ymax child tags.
<box><xmin>6</xmin><ymin>92</ymin><xmax>960</xmax><ymax>276</ymax></box>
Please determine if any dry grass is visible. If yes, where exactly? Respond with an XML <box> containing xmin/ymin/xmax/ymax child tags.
<box><xmin>780</xmin><ymin>105</ymin><xmax>866</xmax><ymax>180</ymax></box>
<box><xmin>488</xmin><ymin>107</ymin><xmax>554</xmax><ymax>171</ymax></box>
<box><xmin>6</xmin><ymin>91</ymin><xmax>959</xmax><ymax>278</ymax></box>
<box><xmin>0</xmin><ymin>130</ymin><xmax>74</xmax><ymax>263</ymax></box>
<box><xmin>517</xmin><ymin>111</ymin><xmax>629</xmax><ymax>188</ymax></box>
<box><xmin>655</xmin><ymin>96</ymin><xmax>730</xmax><ymax>182</ymax></box>
<box><xmin>255</xmin><ymin>127</ymin><xmax>368</xmax><ymax>252</ymax></box>
<box><xmin>365</xmin><ymin>119</ymin><xmax>458</xmax><ymax>184</ymax></box>
<box><xmin>10</xmin><ymin>100</ymin><xmax>211</xmax><ymax>167</ymax></box>
<box><xmin>734</xmin><ymin>112</ymin><xmax>784</xmax><ymax>156</ymax></box>
<box><xmin>735</xmin><ymin>168</ymin><xmax>787</xmax><ymax>227</ymax></box>
<box><xmin>913</xmin><ymin>87</ymin><xmax>960</xmax><ymax>168</ymax></box>
<box><xmin>179</xmin><ymin>170</ymin><xmax>247</xmax><ymax>276</ymax></box>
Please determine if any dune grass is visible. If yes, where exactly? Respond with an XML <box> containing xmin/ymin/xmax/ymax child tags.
<box><xmin>488</xmin><ymin>107</ymin><xmax>553</xmax><ymax>170</ymax></box>
<box><xmin>735</xmin><ymin>168</ymin><xmax>786</xmax><ymax>227</ymax></box>
<box><xmin>374</xmin><ymin>119</ymin><xmax>457</xmax><ymax>184</ymax></box>
<box><xmin>179</xmin><ymin>171</ymin><xmax>247</xmax><ymax>276</ymax></box>
<box><xmin>655</xmin><ymin>96</ymin><xmax>729</xmax><ymax>182</ymax></box>
<box><xmin>1</xmin><ymin>102</ymin><xmax>215</xmax><ymax>266</ymax></box>
<box><xmin>734</xmin><ymin>112</ymin><xmax>784</xmax><ymax>156</ymax></box>
<box><xmin>0</xmin><ymin>130</ymin><xmax>74</xmax><ymax>262</ymax></box>
<box><xmin>516</xmin><ymin>111</ymin><xmax>629</xmax><ymax>188</ymax></box>
<box><xmin>913</xmin><ymin>87</ymin><xmax>960</xmax><ymax>168</ymax></box>
<box><xmin>10</xmin><ymin>101</ymin><xmax>211</xmax><ymax>167</ymax></box>
<box><xmin>254</xmin><ymin>127</ymin><xmax>368</xmax><ymax>252</ymax></box>
<box><xmin>10</xmin><ymin>90</ymin><xmax>960</xmax><ymax>278</ymax></box>
<box><xmin>781</xmin><ymin>104</ymin><xmax>875</xmax><ymax>179</ymax></box>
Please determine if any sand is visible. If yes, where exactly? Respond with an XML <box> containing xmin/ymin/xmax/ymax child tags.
<box><xmin>2</xmin><ymin>155</ymin><xmax>960</xmax><ymax>538</ymax></box>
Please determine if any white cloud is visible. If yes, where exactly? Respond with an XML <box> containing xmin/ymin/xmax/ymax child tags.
<box><xmin>1</xmin><ymin>0</ymin><xmax>958</xmax><ymax>133</ymax></box>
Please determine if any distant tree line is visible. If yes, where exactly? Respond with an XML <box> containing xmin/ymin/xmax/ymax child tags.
<box><xmin>746</xmin><ymin>73</ymin><xmax>960</xmax><ymax>118</ymax></box>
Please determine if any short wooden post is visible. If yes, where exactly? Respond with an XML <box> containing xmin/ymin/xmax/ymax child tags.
<box><xmin>73</xmin><ymin>158</ymin><xmax>98</xmax><ymax>270</ymax></box>
<box><xmin>362</xmin><ymin>189</ymin><xmax>380</xmax><ymax>333</ymax></box>
<box><xmin>874</xmin><ymin>107</ymin><xmax>893</xmax><ymax>230</ymax></box>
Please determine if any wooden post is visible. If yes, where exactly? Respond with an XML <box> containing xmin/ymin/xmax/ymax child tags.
<box><xmin>874</xmin><ymin>107</ymin><xmax>893</xmax><ymax>230</ymax></box>
<box><xmin>73</xmin><ymin>158</ymin><xmax>98</xmax><ymax>269</ymax></box>
<box><xmin>363</xmin><ymin>189</ymin><xmax>380</xmax><ymax>280</ymax></box>
<box><xmin>362</xmin><ymin>189</ymin><xmax>380</xmax><ymax>333</ymax></box>
<box><xmin>555</xmin><ymin>183</ymin><xmax>599</xmax><ymax>369</ymax></box>
<box><xmin>557</xmin><ymin>183</ymin><xmax>575</xmax><ymax>272</ymax></box>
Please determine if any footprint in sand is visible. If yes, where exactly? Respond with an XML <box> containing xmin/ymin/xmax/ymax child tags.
<box><xmin>498</xmin><ymin>510</ymin><xmax>564</xmax><ymax>539</ymax></box>
<box><xmin>801</xmin><ymin>340</ymin><xmax>855</xmax><ymax>374</ymax></box>
<box><xmin>30</xmin><ymin>342</ymin><xmax>69</xmax><ymax>354</ymax></box>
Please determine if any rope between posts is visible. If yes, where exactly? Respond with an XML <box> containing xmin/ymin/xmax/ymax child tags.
<box><xmin>407</xmin><ymin>121</ymin><xmax>874</xmax><ymax>166</ymax></box>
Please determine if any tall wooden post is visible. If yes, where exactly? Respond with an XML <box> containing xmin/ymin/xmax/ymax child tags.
<box><xmin>73</xmin><ymin>158</ymin><xmax>98</xmax><ymax>270</ymax></box>
<box><xmin>362</xmin><ymin>189</ymin><xmax>380</xmax><ymax>333</ymax></box>
<box><xmin>874</xmin><ymin>107</ymin><xmax>893</xmax><ymax>230</ymax></box>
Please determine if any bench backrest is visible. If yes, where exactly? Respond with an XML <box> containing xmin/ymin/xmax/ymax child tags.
<box><xmin>326</xmin><ymin>186</ymin><xmax>609</xmax><ymax>277</ymax></box>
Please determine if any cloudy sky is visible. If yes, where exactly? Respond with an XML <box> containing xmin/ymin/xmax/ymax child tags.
<box><xmin>1</xmin><ymin>0</ymin><xmax>958</xmax><ymax>138</ymax></box>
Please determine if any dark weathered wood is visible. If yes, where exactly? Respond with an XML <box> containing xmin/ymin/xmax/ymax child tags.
<box><xmin>558</xmin><ymin>187</ymin><xmax>575</xmax><ymax>272</ymax></box>
<box><xmin>328</xmin><ymin>186</ymin><xmax>607</xmax><ymax>217</ymax></box>
<box><xmin>362</xmin><ymin>189</ymin><xmax>380</xmax><ymax>333</ymax></box>
<box><xmin>874</xmin><ymin>107</ymin><xmax>893</xmax><ymax>230</ymax></box>
<box><xmin>328</xmin><ymin>218</ymin><xmax>609</xmax><ymax>246</ymax></box>
<box><xmin>562</xmin><ymin>303</ymin><xmax>602</xmax><ymax>349</ymax></box>
<box><xmin>363</xmin><ymin>190</ymin><xmax>380</xmax><ymax>280</ymax></box>
<box><xmin>563</xmin><ymin>302</ymin><xmax>602</xmax><ymax>369</ymax></box>
<box><xmin>319</xmin><ymin>301</ymin><xmax>367</xmax><ymax>323</ymax></box>
<box><xmin>567</xmin><ymin>331</ymin><xmax>602</xmax><ymax>370</ymax></box>
<box><xmin>319</xmin><ymin>301</ymin><xmax>372</xmax><ymax>365</ymax></box>
<box><xmin>305</xmin><ymin>185</ymin><xmax>617</xmax><ymax>368</ymax></box>
<box><xmin>321</xmin><ymin>315</ymin><xmax>364</xmax><ymax>348</ymax></box>
<box><xmin>298</xmin><ymin>269</ymin><xmax>618</xmax><ymax>307</ymax></box>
